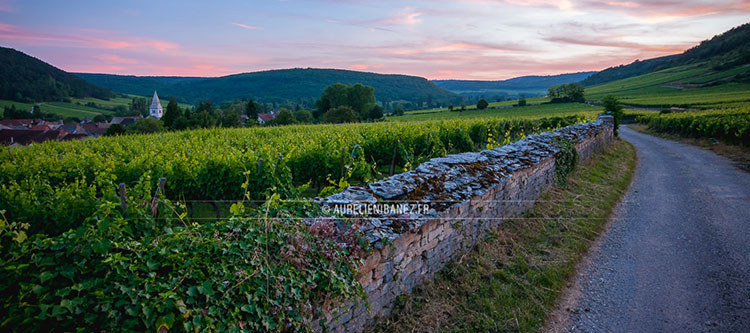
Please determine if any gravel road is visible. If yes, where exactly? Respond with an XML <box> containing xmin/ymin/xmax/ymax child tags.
<box><xmin>561</xmin><ymin>126</ymin><xmax>750</xmax><ymax>332</ymax></box>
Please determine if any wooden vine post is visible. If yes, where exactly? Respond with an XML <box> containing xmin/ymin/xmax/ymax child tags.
<box><xmin>340</xmin><ymin>147</ymin><xmax>345</xmax><ymax>178</ymax></box>
<box><xmin>389</xmin><ymin>143</ymin><xmax>399</xmax><ymax>176</ymax></box>
<box><xmin>151</xmin><ymin>177</ymin><xmax>167</xmax><ymax>217</ymax></box>
<box><xmin>119</xmin><ymin>183</ymin><xmax>127</xmax><ymax>215</ymax></box>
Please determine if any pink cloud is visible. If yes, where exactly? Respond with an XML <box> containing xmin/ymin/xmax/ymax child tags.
<box><xmin>95</xmin><ymin>54</ymin><xmax>138</xmax><ymax>64</ymax></box>
<box><xmin>0</xmin><ymin>23</ymin><xmax>178</xmax><ymax>52</ymax></box>
<box><xmin>231</xmin><ymin>22</ymin><xmax>264</xmax><ymax>31</ymax></box>
<box><xmin>377</xmin><ymin>6</ymin><xmax>424</xmax><ymax>25</ymax></box>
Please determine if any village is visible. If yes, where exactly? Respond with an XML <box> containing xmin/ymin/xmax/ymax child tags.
<box><xmin>0</xmin><ymin>91</ymin><xmax>279</xmax><ymax>146</ymax></box>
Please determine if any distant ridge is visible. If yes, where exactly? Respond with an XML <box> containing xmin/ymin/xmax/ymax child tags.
<box><xmin>582</xmin><ymin>22</ymin><xmax>750</xmax><ymax>86</ymax></box>
<box><xmin>76</xmin><ymin>68</ymin><xmax>460</xmax><ymax>105</ymax></box>
<box><xmin>432</xmin><ymin>71</ymin><xmax>595</xmax><ymax>98</ymax></box>
<box><xmin>0</xmin><ymin>47</ymin><xmax>113</xmax><ymax>103</ymax></box>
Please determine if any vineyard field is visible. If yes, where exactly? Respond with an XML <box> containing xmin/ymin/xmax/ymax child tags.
<box><xmin>636</xmin><ymin>107</ymin><xmax>749</xmax><ymax>144</ymax></box>
<box><xmin>585</xmin><ymin>63</ymin><xmax>750</xmax><ymax>108</ymax></box>
<box><xmin>0</xmin><ymin>115</ymin><xmax>586</xmax><ymax>236</ymax></box>
<box><xmin>403</xmin><ymin>96</ymin><xmax>550</xmax><ymax>115</ymax></box>
<box><xmin>395</xmin><ymin>102</ymin><xmax>601</xmax><ymax>122</ymax></box>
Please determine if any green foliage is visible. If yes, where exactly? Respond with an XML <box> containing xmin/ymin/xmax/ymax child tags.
<box><xmin>245</xmin><ymin>99</ymin><xmax>258</xmax><ymax>120</ymax></box>
<box><xmin>130</xmin><ymin>97</ymin><xmax>149</xmax><ymax>117</ymax></box>
<box><xmin>603</xmin><ymin>95</ymin><xmax>624</xmax><ymax>136</ymax></box>
<box><xmin>293</xmin><ymin>109</ymin><xmax>313</xmax><ymax>124</ymax></box>
<box><xmin>518</xmin><ymin>98</ymin><xmax>527</xmax><ymax>106</ymax></box>
<box><xmin>548</xmin><ymin>83</ymin><xmax>585</xmax><ymax>103</ymax></box>
<box><xmin>0</xmin><ymin>188</ymin><xmax>367</xmax><ymax>331</ymax></box>
<box><xmin>218</xmin><ymin>108</ymin><xmax>243</xmax><ymax>128</ymax></box>
<box><xmin>272</xmin><ymin>108</ymin><xmax>297</xmax><ymax>125</ymax></box>
<box><xmin>0</xmin><ymin>115</ymin><xmax>584</xmax><ymax>237</ymax></box>
<box><xmin>367</xmin><ymin>105</ymin><xmax>384</xmax><ymax>120</ymax></box>
<box><xmin>476</xmin><ymin>98</ymin><xmax>489</xmax><ymax>110</ymax></box>
<box><xmin>105</xmin><ymin>123</ymin><xmax>125</xmax><ymax>136</ymax></box>
<box><xmin>162</xmin><ymin>98</ymin><xmax>182</xmax><ymax>128</ymax></box>
<box><xmin>126</xmin><ymin>118</ymin><xmax>165</xmax><ymax>134</ymax></box>
<box><xmin>554</xmin><ymin>139</ymin><xmax>578</xmax><ymax>186</ymax></box>
<box><xmin>323</xmin><ymin>106</ymin><xmax>358</xmax><ymax>124</ymax></box>
<box><xmin>636</xmin><ymin>107</ymin><xmax>749</xmax><ymax>145</ymax></box>
<box><xmin>316</xmin><ymin>83</ymin><xmax>377</xmax><ymax>120</ymax></box>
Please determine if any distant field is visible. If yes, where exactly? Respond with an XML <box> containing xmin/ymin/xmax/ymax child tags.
<box><xmin>1</xmin><ymin>94</ymin><xmax>192</xmax><ymax>119</ymax></box>
<box><xmin>394</xmin><ymin>102</ymin><xmax>602</xmax><ymax>122</ymax></box>
<box><xmin>0</xmin><ymin>99</ymin><xmax>115</xmax><ymax>118</ymax></box>
<box><xmin>586</xmin><ymin>63</ymin><xmax>750</xmax><ymax>108</ymax></box>
<box><xmin>404</xmin><ymin>97</ymin><xmax>551</xmax><ymax>115</ymax></box>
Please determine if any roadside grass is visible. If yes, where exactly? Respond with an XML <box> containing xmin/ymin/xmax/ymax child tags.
<box><xmin>368</xmin><ymin>138</ymin><xmax>636</xmax><ymax>332</ymax></box>
<box><xmin>629</xmin><ymin>123</ymin><xmax>750</xmax><ymax>172</ymax></box>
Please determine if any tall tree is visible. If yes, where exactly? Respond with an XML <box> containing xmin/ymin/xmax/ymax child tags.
<box><xmin>603</xmin><ymin>95</ymin><xmax>623</xmax><ymax>137</ymax></box>
<box><xmin>130</xmin><ymin>97</ymin><xmax>149</xmax><ymax>117</ymax></box>
<box><xmin>315</xmin><ymin>83</ymin><xmax>349</xmax><ymax>119</ymax></box>
<box><xmin>293</xmin><ymin>109</ymin><xmax>313</xmax><ymax>123</ymax></box>
<box><xmin>347</xmin><ymin>83</ymin><xmax>376</xmax><ymax>120</ymax></box>
<box><xmin>476</xmin><ymin>98</ymin><xmax>489</xmax><ymax>110</ymax></box>
<box><xmin>273</xmin><ymin>108</ymin><xmax>296</xmax><ymax>125</ymax></box>
<box><xmin>245</xmin><ymin>99</ymin><xmax>258</xmax><ymax>120</ymax></box>
<box><xmin>162</xmin><ymin>97</ymin><xmax>182</xmax><ymax>128</ymax></box>
<box><xmin>322</xmin><ymin>106</ymin><xmax>357</xmax><ymax>124</ymax></box>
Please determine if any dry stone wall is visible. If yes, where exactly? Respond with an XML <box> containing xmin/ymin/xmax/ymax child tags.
<box><xmin>318</xmin><ymin>115</ymin><xmax>615</xmax><ymax>331</ymax></box>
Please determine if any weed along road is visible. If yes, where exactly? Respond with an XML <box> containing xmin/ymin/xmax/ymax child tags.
<box><xmin>559</xmin><ymin>126</ymin><xmax>750</xmax><ymax>332</ymax></box>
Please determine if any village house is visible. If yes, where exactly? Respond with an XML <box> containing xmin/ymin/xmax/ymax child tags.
<box><xmin>257</xmin><ymin>111</ymin><xmax>278</xmax><ymax>125</ymax></box>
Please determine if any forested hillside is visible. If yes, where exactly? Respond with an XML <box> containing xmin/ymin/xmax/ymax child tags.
<box><xmin>0</xmin><ymin>47</ymin><xmax>113</xmax><ymax>102</ymax></box>
<box><xmin>77</xmin><ymin>68</ymin><xmax>459</xmax><ymax>106</ymax></box>
<box><xmin>433</xmin><ymin>71</ymin><xmax>594</xmax><ymax>98</ymax></box>
<box><xmin>582</xmin><ymin>22</ymin><xmax>750</xmax><ymax>86</ymax></box>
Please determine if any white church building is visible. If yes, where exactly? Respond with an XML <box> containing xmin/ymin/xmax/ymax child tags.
<box><xmin>149</xmin><ymin>91</ymin><xmax>163</xmax><ymax>119</ymax></box>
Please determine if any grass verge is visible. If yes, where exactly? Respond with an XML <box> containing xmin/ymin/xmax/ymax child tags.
<box><xmin>628</xmin><ymin>123</ymin><xmax>750</xmax><ymax>172</ymax></box>
<box><xmin>368</xmin><ymin>138</ymin><xmax>636</xmax><ymax>332</ymax></box>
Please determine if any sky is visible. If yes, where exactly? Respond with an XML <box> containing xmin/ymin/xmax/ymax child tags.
<box><xmin>0</xmin><ymin>0</ymin><xmax>748</xmax><ymax>80</ymax></box>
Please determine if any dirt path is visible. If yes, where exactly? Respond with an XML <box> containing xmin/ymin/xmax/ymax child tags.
<box><xmin>549</xmin><ymin>126</ymin><xmax>750</xmax><ymax>332</ymax></box>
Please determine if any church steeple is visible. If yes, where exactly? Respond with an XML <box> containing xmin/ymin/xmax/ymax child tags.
<box><xmin>149</xmin><ymin>91</ymin><xmax>163</xmax><ymax>119</ymax></box>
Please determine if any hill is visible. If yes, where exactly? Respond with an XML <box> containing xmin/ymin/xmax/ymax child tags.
<box><xmin>76</xmin><ymin>68</ymin><xmax>460</xmax><ymax>106</ymax></box>
<box><xmin>432</xmin><ymin>71</ymin><xmax>595</xmax><ymax>99</ymax></box>
<box><xmin>0</xmin><ymin>47</ymin><xmax>113</xmax><ymax>103</ymax></box>
<box><xmin>582</xmin><ymin>23</ymin><xmax>750</xmax><ymax>86</ymax></box>
<box><xmin>585</xmin><ymin>62</ymin><xmax>750</xmax><ymax>108</ymax></box>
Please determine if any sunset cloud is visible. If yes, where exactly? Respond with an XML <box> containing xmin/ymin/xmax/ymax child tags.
<box><xmin>231</xmin><ymin>22</ymin><xmax>264</xmax><ymax>31</ymax></box>
<box><xmin>0</xmin><ymin>0</ymin><xmax>747</xmax><ymax>79</ymax></box>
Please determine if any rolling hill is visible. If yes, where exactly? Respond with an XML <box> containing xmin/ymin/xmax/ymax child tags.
<box><xmin>582</xmin><ymin>22</ymin><xmax>750</xmax><ymax>86</ymax></box>
<box><xmin>432</xmin><ymin>71</ymin><xmax>595</xmax><ymax>99</ymax></box>
<box><xmin>583</xmin><ymin>23</ymin><xmax>750</xmax><ymax>108</ymax></box>
<box><xmin>76</xmin><ymin>69</ymin><xmax>460</xmax><ymax>106</ymax></box>
<box><xmin>0</xmin><ymin>47</ymin><xmax>113</xmax><ymax>103</ymax></box>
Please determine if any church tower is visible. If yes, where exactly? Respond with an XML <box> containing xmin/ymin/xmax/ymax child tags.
<box><xmin>149</xmin><ymin>91</ymin><xmax>163</xmax><ymax>119</ymax></box>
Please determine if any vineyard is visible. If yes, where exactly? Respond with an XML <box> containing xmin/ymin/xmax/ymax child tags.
<box><xmin>0</xmin><ymin>115</ymin><xmax>586</xmax><ymax>236</ymax></box>
<box><xmin>585</xmin><ymin>63</ymin><xmax>750</xmax><ymax>108</ymax></box>
<box><xmin>0</xmin><ymin>114</ymin><xmax>590</xmax><ymax>330</ymax></box>
<box><xmin>395</xmin><ymin>102</ymin><xmax>600</xmax><ymax>122</ymax></box>
<box><xmin>636</xmin><ymin>107</ymin><xmax>750</xmax><ymax>144</ymax></box>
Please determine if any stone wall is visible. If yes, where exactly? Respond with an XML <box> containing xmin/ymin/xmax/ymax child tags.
<box><xmin>318</xmin><ymin>115</ymin><xmax>614</xmax><ymax>331</ymax></box>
